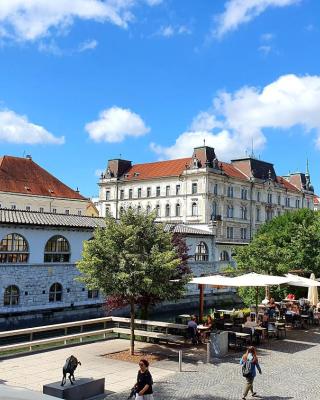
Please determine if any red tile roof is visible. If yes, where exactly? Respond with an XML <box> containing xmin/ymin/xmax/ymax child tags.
<box><xmin>276</xmin><ymin>176</ymin><xmax>300</xmax><ymax>193</ymax></box>
<box><xmin>314</xmin><ymin>196</ymin><xmax>320</xmax><ymax>205</ymax></box>
<box><xmin>0</xmin><ymin>156</ymin><xmax>86</xmax><ymax>200</ymax></box>
<box><xmin>123</xmin><ymin>158</ymin><xmax>191</xmax><ymax>181</ymax></box>
<box><xmin>221</xmin><ymin>162</ymin><xmax>248</xmax><ymax>180</ymax></box>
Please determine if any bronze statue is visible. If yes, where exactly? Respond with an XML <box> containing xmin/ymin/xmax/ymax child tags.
<box><xmin>61</xmin><ymin>355</ymin><xmax>81</xmax><ymax>386</ymax></box>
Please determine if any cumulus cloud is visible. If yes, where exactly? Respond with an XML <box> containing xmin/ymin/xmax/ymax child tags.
<box><xmin>78</xmin><ymin>39</ymin><xmax>98</xmax><ymax>52</ymax></box>
<box><xmin>213</xmin><ymin>0</ymin><xmax>300</xmax><ymax>38</ymax></box>
<box><xmin>0</xmin><ymin>109</ymin><xmax>65</xmax><ymax>144</ymax></box>
<box><xmin>85</xmin><ymin>106</ymin><xmax>150</xmax><ymax>143</ymax></box>
<box><xmin>151</xmin><ymin>74</ymin><xmax>320</xmax><ymax>160</ymax></box>
<box><xmin>0</xmin><ymin>0</ymin><xmax>161</xmax><ymax>42</ymax></box>
<box><xmin>156</xmin><ymin>24</ymin><xmax>192</xmax><ymax>38</ymax></box>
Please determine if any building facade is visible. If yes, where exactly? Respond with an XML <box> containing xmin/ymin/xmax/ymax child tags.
<box><xmin>0</xmin><ymin>155</ymin><xmax>90</xmax><ymax>215</ymax></box>
<box><xmin>0</xmin><ymin>209</ymin><xmax>105</xmax><ymax>328</ymax></box>
<box><xmin>97</xmin><ymin>146</ymin><xmax>314</xmax><ymax>264</ymax></box>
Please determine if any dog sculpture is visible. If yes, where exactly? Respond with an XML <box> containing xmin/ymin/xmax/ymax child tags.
<box><xmin>61</xmin><ymin>355</ymin><xmax>81</xmax><ymax>386</ymax></box>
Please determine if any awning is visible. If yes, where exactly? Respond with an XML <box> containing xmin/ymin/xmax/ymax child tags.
<box><xmin>285</xmin><ymin>273</ymin><xmax>320</xmax><ymax>287</ymax></box>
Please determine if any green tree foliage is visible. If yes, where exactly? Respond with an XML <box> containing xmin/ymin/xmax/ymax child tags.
<box><xmin>235</xmin><ymin>209</ymin><xmax>320</xmax><ymax>275</ymax></box>
<box><xmin>77</xmin><ymin>208</ymin><xmax>191</xmax><ymax>354</ymax></box>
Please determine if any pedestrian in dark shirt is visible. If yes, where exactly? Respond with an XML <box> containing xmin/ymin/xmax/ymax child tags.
<box><xmin>135</xmin><ymin>359</ymin><xmax>154</xmax><ymax>399</ymax></box>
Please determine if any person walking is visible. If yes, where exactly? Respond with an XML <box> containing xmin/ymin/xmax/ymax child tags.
<box><xmin>240</xmin><ymin>346</ymin><xmax>262</xmax><ymax>399</ymax></box>
<box><xmin>134</xmin><ymin>359</ymin><xmax>154</xmax><ymax>400</ymax></box>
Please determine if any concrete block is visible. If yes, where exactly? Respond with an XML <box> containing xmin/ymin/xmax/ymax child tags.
<box><xmin>43</xmin><ymin>377</ymin><xmax>105</xmax><ymax>400</ymax></box>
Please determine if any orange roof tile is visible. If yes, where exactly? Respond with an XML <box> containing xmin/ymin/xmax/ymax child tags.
<box><xmin>276</xmin><ymin>176</ymin><xmax>300</xmax><ymax>193</ymax></box>
<box><xmin>0</xmin><ymin>156</ymin><xmax>86</xmax><ymax>200</ymax></box>
<box><xmin>220</xmin><ymin>162</ymin><xmax>248</xmax><ymax>180</ymax></box>
<box><xmin>123</xmin><ymin>158</ymin><xmax>191</xmax><ymax>181</ymax></box>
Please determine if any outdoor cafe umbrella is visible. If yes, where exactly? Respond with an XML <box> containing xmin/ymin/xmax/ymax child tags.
<box><xmin>285</xmin><ymin>273</ymin><xmax>320</xmax><ymax>288</ymax></box>
<box><xmin>307</xmin><ymin>273</ymin><xmax>319</xmax><ymax>306</ymax></box>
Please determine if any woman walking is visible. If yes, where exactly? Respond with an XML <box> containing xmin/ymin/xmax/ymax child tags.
<box><xmin>135</xmin><ymin>359</ymin><xmax>154</xmax><ymax>400</ymax></box>
<box><xmin>240</xmin><ymin>346</ymin><xmax>262</xmax><ymax>399</ymax></box>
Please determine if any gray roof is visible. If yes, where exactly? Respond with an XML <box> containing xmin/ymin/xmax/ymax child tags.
<box><xmin>164</xmin><ymin>223</ymin><xmax>213</xmax><ymax>236</ymax></box>
<box><xmin>0</xmin><ymin>209</ymin><xmax>105</xmax><ymax>229</ymax></box>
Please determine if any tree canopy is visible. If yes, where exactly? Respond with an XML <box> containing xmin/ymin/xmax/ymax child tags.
<box><xmin>77</xmin><ymin>208</ymin><xmax>191</xmax><ymax>354</ymax></box>
<box><xmin>235</xmin><ymin>209</ymin><xmax>320</xmax><ymax>276</ymax></box>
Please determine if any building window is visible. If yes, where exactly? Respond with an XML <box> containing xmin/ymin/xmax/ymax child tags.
<box><xmin>285</xmin><ymin>197</ymin><xmax>290</xmax><ymax>207</ymax></box>
<box><xmin>4</xmin><ymin>285</ymin><xmax>20</xmax><ymax>306</ymax></box>
<box><xmin>52</xmin><ymin>208</ymin><xmax>57</xmax><ymax>214</ymax></box>
<box><xmin>147</xmin><ymin>187</ymin><xmax>151</xmax><ymax>197</ymax></box>
<box><xmin>129</xmin><ymin>189</ymin><xmax>133</xmax><ymax>199</ymax></box>
<box><xmin>40</xmin><ymin>207</ymin><xmax>44</xmax><ymax>213</ymax></box>
<box><xmin>296</xmin><ymin>199</ymin><xmax>300</xmax><ymax>208</ymax></box>
<box><xmin>266</xmin><ymin>209</ymin><xmax>273</xmax><ymax>221</ymax></box>
<box><xmin>220</xmin><ymin>250</ymin><xmax>230</xmax><ymax>261</ymax></box>
<box><xmin>120</xmin><ymin>190</ymin><xmax>124</xmax><ymax>200</ymax></box>
<box><xmin>65</xmin><ymin>209</ymin><xmax>70</xmax><ymax>215</ymax></box>
<box><xmin>227</xmin><ymin>186</ymin><xmax>234</xmax><ymax>198</ymax></box>
<box><xmin>176</xmin><ymin>185</ymin><xmax>181</xmax><ymax>195</ymax></box>
<box><xmin>227</xmin><ymin>205</ymin><xmax>234</xmax><ymax>218</ymax></box>
<box><xmin>156</xmin><ymin>205</ymin><xmax>160</xmax><ymax>217</ymax></box>
<box><xmin>175</xmin><ymin>203</ymin><xmax>181</xmax><ymax>217</ymax></box>
<box><xmin>49</xmin><ymin>283</ymin><xmax>62</xmax><ymax>302</ymax></box>
<box><xmin>241</xmin><ymin>188</ymin><xmax>248</xmax><ymax>200</ymax></box>
<box><xmin>0</xmin><ymin>233</ymin><xmax>29</xmax><ymax>263</ymax></box>
<box><xmin>256</xmin><ymin>208</ymin><xmax>260</xmax><ymax>222</ymax></box>
<box><xmin>241</xmin><ymin>206</ymin><xmax>247</xmax><ymax>220</ymax></box>
<box><xmin>257</xmin><ymin>191</ymin><xmax>261</xmax><ymax>202</ymax></box>
<box><xmin>105</xmin><ymin>205</ymin><xmax>110</xmax><ymax>215</ymax></box>
<box><xmin>240</xmin><ymin>228</ymin><xmax>247</xmax><ymax>240</ymax></box>
<box><xmin>277</xmin><ymin>210</ymin><xmax>281</xmax><ymax>217</ymax></box>
<box><xmin>192</xmin><ymin>183</ymin><xmax>198</xmax><ymax>194</ymax></box>
<box><xmin>191</xmin><ymin>202</ymin><xmax>198</xmax><ymax>216</ymax></box>
<box><xmin>165</xmin><ymin>204</ymin><xmax>170</xmax><ymax>217</ymax></box>
<box><xmin>137</xmin><ymin>205</ymin><xmax>142</xmax><ymax>213</ymax></box>
<box><xmin>267</xmin><ymin>193</ymin><xmax>272</xmax><ymax>204</ymax></box>
<box><xmin>26</xmin><ymin>206</ymin><xmax>31</xmax><ymax>211</ymax></box>
<box><xmin>212</xmin><ymin>202</ymin><xmax>217</xmax><ymax>219</ymax></box>
<box><xmin>146</xmin><ymin>205</ymin><xmax>151</xmax><ymax>214</ymax></box>
<box><xmin>213</xmin><ymin>183</ymin><xmax>218</xmax><ymax>196</ymax></box>
<box><xmin>156</xmin><ymin>186</ymin><xmax>161</xmax><ymax>197</ymax></box>
<box><xmin>105</xmin><ymin>190</ymin><xmax>110</xmax><ymax>201</ymax></box>
<box><xmin>120</xmin><ymin>206</ymin><xmax>124</xmax><ymax>216</ymax></box>
<box><xmin>88</xmin><ymin>289</ymin><xmax>99</xmax><ymax>299</ymax></box>
<box><xmin>277</xmin><ymin>195</ymin><xmax>281</xmax><ymax>205</ymax></box>
<box><xmin>166</xmin><ymin>186</ymin><xmax>170</xmax><ymax>196</ymax></box>
<box><xmin>195</xmin><ymin>242</ymin><xmax>209</xmax><ymax>261</ymax></box>
<box><xmin>11</xmin><ymin>204</ymin><xmax>16</xmax><ymax>210</ymax></box>
<box><xmin>137</xmin><ymin>188</ymin><xmax>142</xmax><ymax>198</ymax></box>
<box><xmin>44</xmin><ymin>236</ymin><xmax>70</xmax><ymax>263</ymax></box>
<box><xmin>227</xmin><ymin>227</ymin><xmax>234</xmax><ymax>239</ymax></box>
<box><xmin>77</xmin><ymin>210</ymin><xmax>82</xmax><ymax>216</ymax></box>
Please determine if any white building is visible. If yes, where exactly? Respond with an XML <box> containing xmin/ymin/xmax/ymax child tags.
<box><xmin>0</xmin><ymin>209</ymin><xmax>105</xmax><ymax>328</ymax></box>
<box><xmin>97</xmin><ymin>145</ymin><xmax>315</xmax><ymax>263</ymax></box>
<box><xmin>0</xmin><ymin>155</ymin><xmax>91</xmax><ymax>215</ymax></box>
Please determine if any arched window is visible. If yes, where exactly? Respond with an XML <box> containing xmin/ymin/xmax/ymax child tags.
<box><xmin>175</xmin><ymin>203</ymin><xmax>181</xmax><ymax>217</ymax></box>
<box><xmin>137</xmin><ymin>205</ymin><xmax>142</xmax><ymax>213</ymax></box>
<box><xmin>165</xmin><ymin>204</ymin><xmax>170</xmax><ymax>217</ymax></box>
<box><xmin>49</xmin><ymin>283</ymin><xmax>63</xmax><ymax>302</ymax></box>
<box><xmin>220</xmin><ymin>250</ymin><xmax>230</xmax><ymax>261</ymax></box>
<box><xmin>195</xmin><ymin>242</ymin><xmax>209</xmax><ymax>261</ymax></box>
<box><xmin>4</xmin><ymin>285</ymin><xmax>19</xmax><ymax>306</ymax></box>
<box><xmin>192</xmin><ymin>202</ymin><xmax>198</xmax><ymax>216</ymax></box>
<box><xmin>119</xmin><ymin>206</ymin><xmax>124</xmax><ymax>216</ymax></box>
<box><xmin>227</xmin><ymin>205</ymin><xmax>234</xmax><ymax>218</ymax></box>
<box><xmin>0</xmin><ymin>233</ymin><xmax>29</xmax><ymax>263</ymax></box>
<box><xmin>146</xmin><ymin>205</ymin><xmax>151</xmax><ymax>215</ymax></box>
<box><xmin>155</xmin><ymin>205</ymin><xmax>160</xmax><ymax>217</ymax></box>
<box><xmin>44</xmin><ymin>236</ymin><xmax>70</xmax><ymax>263</ymax></box>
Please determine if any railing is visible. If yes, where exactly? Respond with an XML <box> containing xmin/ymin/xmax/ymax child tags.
<box><xmin>0</xmin><ymin>316</ymin><xmax>187</xmax><ymax>357</ymax></box>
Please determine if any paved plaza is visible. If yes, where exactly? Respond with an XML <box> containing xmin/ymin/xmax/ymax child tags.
<box><xmin>1</xmin><ymin>327</ymin><xmax>320</xmax><ymax>399</ymax></box>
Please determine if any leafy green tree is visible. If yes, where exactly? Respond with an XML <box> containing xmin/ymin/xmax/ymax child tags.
<box><xmin>77</xmin><ymin>209</ymin><xmax>191</xmax><ymax>354</ymax></box>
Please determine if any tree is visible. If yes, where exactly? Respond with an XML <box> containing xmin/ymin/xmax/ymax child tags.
<box><xmin>234</xmin><ymin>209</ymin><xmax>320</xmax><ymax>303</ymax></box>
<box><xmin>77</xmin><ymin>209</ymin><xmax>191</xmax><ymax>354</ymax></box>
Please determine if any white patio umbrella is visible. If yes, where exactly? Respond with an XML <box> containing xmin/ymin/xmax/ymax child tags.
<box><xmin>229</xmin><ymin>272</ymin><xmax>290</xmax><ymax>287</ymax></box>
<box><xmin>190</xmin><ymin>275</ymin><xmax>237</xmax><ymax>287</ymax></box>
<box><xmin>308</xmin><ymin>273</ymin><xmax>319</xmax><ymax>306</ymax></box>
<box><xmin>285</xmin><ymin>273</ymin><xmax>320</xmax><ymax>287</ymax></box>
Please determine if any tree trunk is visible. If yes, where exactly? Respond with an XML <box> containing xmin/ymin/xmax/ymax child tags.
<box><xmin>130</xmin><ymin>299</ymin><xmax>135</xmax><ymax>355</ymax></box>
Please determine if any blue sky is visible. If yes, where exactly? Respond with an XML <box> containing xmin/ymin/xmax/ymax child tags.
<box><xmin>0</xmin><ymin>0</ymin><xmax>320</xmax><ymax>197</ymax></box>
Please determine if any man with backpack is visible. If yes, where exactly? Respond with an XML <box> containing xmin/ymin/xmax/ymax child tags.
<box><xmin>240</xmin><ymin>346</ymin><xmax>262</xmax><ymax>399</ymax></box>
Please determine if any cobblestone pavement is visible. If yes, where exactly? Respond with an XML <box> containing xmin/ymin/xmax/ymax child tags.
<box><xmin>106</xmin><ymin>327</ymin><xmax>320</xmax><ymax>400</ymax></box>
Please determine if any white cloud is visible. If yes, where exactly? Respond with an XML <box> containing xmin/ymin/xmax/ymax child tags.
<box><xmin>85</xmin><ymin>106</ymin><xmax>150</xmax><ymax>143</ymax></box>
<box><xmin>156</xmin><ymin>24</ymin><xmax>192</xmax><ymax>38</ymax></box>
<box><xmin>261</xmin><ymin>32</ymin><xmax>274</xmax><ymax>41</ymax></box>
<box><xmin>151</xmin><ymin>74</ymin><xmax>320</xmax><ymax>160</ymax></box>
<box><xmin>78</xmin><ymin>39</ymin><xmax>98</xmax><ymax>52</ymax></box>
<box><xmin>0</xmin><ymin>109</ymin><xmax>65</xmax><ymax>145</ymax></box>
<box><xmin>214</xmin><ymin>0</ymin><xmax>300</xmax><ymax>38</ymax></box>
<box><xmin>0</xmin><ymin>0</ymin><xmax>161</xmax><ymax>42</ymax></box>
<box><xmin>258</xmin><ymin>44</ymin><xmax>272</xmax><ymax>55</ymax></box>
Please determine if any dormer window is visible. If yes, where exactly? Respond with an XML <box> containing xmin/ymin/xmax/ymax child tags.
<box><xmin>24</xmin><ymin>186</ymin><xmax>31</xmax><ymax>192</ymax></box>
<box><xmin>193</xmin><ymin>158</ymin><xmax>199</xmax><ymax>168</ymax></box>
<box><xmin>133</xmin><ymin>172</ymin><xmax>140</xmax><ymax>177</ymax></box>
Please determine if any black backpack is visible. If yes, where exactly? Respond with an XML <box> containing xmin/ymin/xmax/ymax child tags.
<box><xmin>242</xmin><ymin>359</ymin><xmax>253</xmax><ymax>378</ymax></box>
